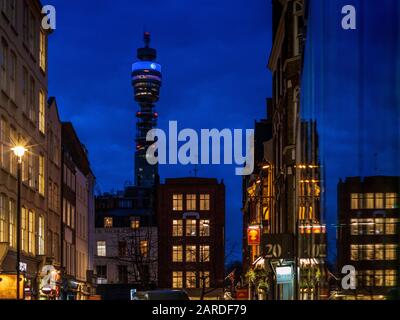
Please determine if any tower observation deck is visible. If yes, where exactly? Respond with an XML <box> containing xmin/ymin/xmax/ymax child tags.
<box><xmin>132</xmin><ymin>32</ymin><xmax>162</xmax><ymax>187</ymax></box>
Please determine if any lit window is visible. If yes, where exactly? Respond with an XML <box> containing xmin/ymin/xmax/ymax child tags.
<box><xmin>186</xmin><ymin>194</ymin><xmax>196</xmax><ymax>211</ymax></box>
<box><xmin>365</xmin><ymin>193</ymin><xmax>374</xmax><ymax>209</ymax></box>
<box><xmin>375</xmin><ymin>193</ymin><xmax>384</xmax><ymax>209</ymax></box>
<box><xmin>97</xmin><ymin>241</ymin><xmax>106</xmax><ymax>256</ymax></box>
<box><xmin>200</xmin><ymin>194</ymin><xmax>210</xmax><ymax>211</ymax></box>
<box><xmin>39</xmin><ymin>31</ymin><xmax>46</xmax><ymax>72</ymax></box>
<box><xmin>21</xmin><ymin>207</ymin><xmax>28</xmax><ymax>252</ymax></box>
<box><xmin>130</xmin><ymin>217</ymin><xmax>140</xmax><ymax>230</ymax></box>
<box><xmin>38</xmin><ymin>215</ymin><xmax>45</xmax><ymax>255</ymax></box>
<box><xmin>185</xmin><ymin>219</ymin><xmax>197</xmax><ymax>237</ymax></box>
<box><xmin>385</xmin><ymin>218</ymin><xmax>398</xmax><ymax>235</ymax></box>
<box><xmin>39</xmin><ymin>90</ymin><xmax>45</xmax><ymax>134</ymax></box>
<box><xmin>8</xmin><ymin>199</ymin><xmax>16</xmax><ymax>248</ymax></box>
<box><xmin>172</xmin><ymin>194</ymin><xmax>183</xmax><ymax>211</ymax></box>
<box><xmin>0</xmin><ymin>194</ymin><xmax>6</xmax><ymax>243</ymax></box>
<box><xmin>200</xmin><ymin>245</ymin><xmax>210</xmax><ymax>262</ymax></box>
<box><xmin>140</xmin><ymin>240</ymin><xmax>148</xmax><ymax>257</ymax></box>
<box><xmin>186</xmin><ymin>245</ymin><xmax>197</xmax><ymax>262</ymax></box>
<box><xmin>385</xmin><ymin>193</ymin><xmax>398</xmax><ymax>209</ymax></box>
<box><xmin>172</xmin><ymin>220</ymin><xmax>183</xmax><ymax>237</ymax></box>
<box><xmin>186</xmin><ymin>271</ymin><xmax>197</xmax><ymax>288</ymax></box>
<box><xmin>39</xmin><ymin>154</ymin><xmax>45</xmax><ymax>195</ymax></box>
<box><xmin>172</xmin><ymin>271</ymin><xmax>183</xmax><ymax>288</ymax></box>
<box><xmin>28</xmin><ymin>210</ymin><xmax>35</xmax><ymax>254</ymax></box>
<box><xmin>104</xmin><ymin>217</ymin><xmax>113</xmax><ymax>228</ymax></box>
<box><xmin>200</xmin><ymin>271</ymin><xmax>210</xmax><ymax>288</ymax></box>
<box><xmin>385</xmin><ymin>244</ymin><xmax>397</xmax><ymax>260</ymax></box>
<box><xmin>385</xmin><ymin>270</ymin><xmax>397</xmax><ymax>286</ymax></box>
<box><xmin>350</xmin><ymin>193</ymin><xmax>363</xmax><ymax>210</ymax></box>
<box><xmin>172</xmin><ymin>245</ymin><xmax>183</xmax><ymax>262</ymax></box>
<box><xmin>200</xmin><ymin>220</ymin><xmax>210</xmax><ymax>236</ymax></box>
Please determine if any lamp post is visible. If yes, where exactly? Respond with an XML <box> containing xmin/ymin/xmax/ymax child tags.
<box><xmin>12</xmin><ymin>145</ymin><xmax>26</xmax><ymax>300</ymax></box>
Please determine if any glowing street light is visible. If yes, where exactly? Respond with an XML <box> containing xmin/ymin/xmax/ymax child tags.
<box><xmin>11</xmin><ymin>146</ymin><xmax>27</xmax><ymax>161</ymax></box>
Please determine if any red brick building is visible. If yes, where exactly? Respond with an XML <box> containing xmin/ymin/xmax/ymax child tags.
<box><xmin>157</xmin><ymin>178</ymin><xmax>225</xmax><ymax>298</ymax></box>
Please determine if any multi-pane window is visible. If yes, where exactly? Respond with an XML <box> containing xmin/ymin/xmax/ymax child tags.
<box><xmin>200</xmin><ymin>245</ymin><xmax>210</xmax><ymax>262</ymax></box>
<box><xmin>365</xmin><ymin>193</ymin><xmax>374</xmax><ymax>209</ymax></box>
<box><xmin>186</xmin><ymin>245</ymin><xmax>197</xmax><ymax>262</ymax></box>
<box><xmin>39</xmin><ymin>154</ymin><xmax>45</xmax><ymax>195</ymax></box>
<box><xmin>118</xmin><ymin>241</ymin><xmax>127</xmax><ymax>256</ymax></box>
<box><xmin>29</xmin><ymin>12</ymin><xmax>35</xmax><ymax>54</ymax></box>
<box><xmin>29</xmin><ymin>77</ymin><xmax>36</xmax><ymax>124</ymax></box>
<box><xmin>172</xmin><ymin>194</ymin><xmax>183</xmax><ymax>211</ymax></box>
<box><xmin>0</xmin><ymin>118</ymin><xmax>5</xmax><ymax>167</ymax></box>
<box><xmin>118</xmin><ymin>265</ymin><xmax>128</xmax><ymax>283</ymax></box>
<box><xmin>96</xmin><ymin>265</ymin><xmax>107</xmax><ymax>282</ymax></box>
<box><xmin>0</xmin><ymin>194</ymin><xmax>6</xmax><ymax>242</ymax></box>
<box><xmin>9</xmin><ymin>126</ymin><xmax>17</xmax><ymax>175</ymax></box>
<box><xmin>172</xmin><ymin>219</ymin><xmax>183</xmax><ymax>237</ymax></box>
<box><xmin>350</xmin><ymin>193</ymin><xmax>363</xmax><ymax>210</ymax></box>
<box><xmin>386</xmin><ymin>270</ymin><xmax>397</xmax><ymax>286</ymax></box>
<box><xmin>9</xmin><ymin>51</ymin><xmax>16</xmax><ymax>101</ymax></box>
<box><xmin>375</xmin><ymin>193</ymin><xmax>384</xmax><ymax>209</ymax></box>
<box><xmin>351</xmin><ymin>218</ymin><xmax>399</xmax><ymax>235</ymax></box>
<box><xmin>172</xmin><ymin>271</ymin><xmax>183</xmax><ymax>288</ymax></box>
<box><xmin>186</xmin><ymin>271</ymin><xmax>196</xmax><ymax>288</ymax></box>
<box><xmin>357</xmin><ymin>270</ymin><xmax>397</xmax><ymax>287</ymax></box>
<box><xmin>386</xmin><ymin>244</ymin><xmax>397</xmax><ymax>260</ymax></box>
<box><xmin>172</xmin><ymin>245</ymin><xmax>183</xmax><ymax>262</ymax></box>
<box><xmin>38</xmin><ymin>215</ymin><xmax>45</xmax><ymax>255</ymax></box>
<box><xmin>39</xmin><ymin>31</ymin><xmax>46</xmax><ymax>72</ymax></box>
<box><xmin>351</xmin><ymin>244</ymin><xmax>398</xmax><ymax>261</ymax></box>
<box><xmin>200</xmin><ymin>220</ymin><xmax>210</xmax><ymax>236</ymax></box>
<box><xmin>22</xmin><ymin>67</ymin><xmax>28</xmax><ymax>114</ymax></box>
<box><xmin>200</xmin><ymin>271</ymin><xmax>210</xmax><ymax>288</ymax></box>
<box><xmin>21</xmin><ymin>207</ymin><xmax>28</xmax><ymax>252</ymax></box>
<box><xmin>104</xmin><ymin>217</ymin><xmax>113</xmax><ymax>228</ymax></box>
<box><xmin>200</xmin><ymin>194</ymin><xmax>210</xmax><ymax>211</ymax></box>
<box><xmin>186</xmin><ymin>194</ymin><xmax>196</xmax><ymax>211</ymax></box>
<box><xmin>39</xmin><ymin>90</ymin><xmax>45</xmax><ymax>134</ymax></box>
<box><xmin>28</xmin><ymin>210</ymin><xmax>35</xmax><ymax>254</ymax></box>
<box><xmin>1</xmin><ymin>40</ymin><xmax>7</xmax><ymax>93</ymax></box>
<box><xmin>97</xmin><ymin>241</ymin><xmax>106</xmax><ymax>256</ymax></box>
<box><xmin>385</xmin><ymin>193</ymin><xmax>398</xmax><ymax>209</ymax></box>
<box><xmin>140</xmin><ymin>240</ymin><xmax>148</xmax><ymax>257</ymax></box>
<box><xmin>186</xmin><ymin>219</ymin><xmax>197</xmax><ymax>236</ymax></box>
<box><xmin>130</xmin><ymin>217</ymin><xmax>140</xmax><ymax>230</ymax></box>
<box><xmin>28</xmin><ymin>152</ymin><xmax>34</xmax><ymax>188</ymax></box>
<box><xmin>8</xmin><ymin>199</ymin><xmax>15</xmax><ymax>248</ymax></box>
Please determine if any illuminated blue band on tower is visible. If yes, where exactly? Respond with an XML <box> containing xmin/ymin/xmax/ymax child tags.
<box><xmin>132</xmin><ymin>61</ymin><xmax>162</xmax><ymax>73</ymax></box>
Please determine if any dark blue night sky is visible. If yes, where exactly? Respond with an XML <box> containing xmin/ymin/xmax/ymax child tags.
<box><xmin>47</xmin><ymin>0</ymin><xmax>399</xmax><ymax>263</ymax></box>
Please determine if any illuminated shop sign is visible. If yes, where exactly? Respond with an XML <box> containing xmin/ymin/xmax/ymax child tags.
<box><xmin>0</xmin><ymin>274</ymin><xmax>24</xmax><ymax>299</ymax></box>
<box><xmin>247</xmin><ymin>226</ymin><xmax>261</xmax><ymax>246</ymax></box>
<box><xmin>132</xmin><ymin>61</ymin><xmax>162</xmax><ymax>73</ymax></box>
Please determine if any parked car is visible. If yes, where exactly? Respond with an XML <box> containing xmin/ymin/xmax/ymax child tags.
<box><xmin>132</xmin><ymin>290</ymin><xmax>190</xmax><ymax>300</ymax></box>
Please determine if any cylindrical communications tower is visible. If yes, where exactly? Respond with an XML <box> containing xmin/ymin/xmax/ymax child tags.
<box><xmin>132</xmin><ymin>32</ymin><xmax>162</xmax><ymax>187</ymax></box>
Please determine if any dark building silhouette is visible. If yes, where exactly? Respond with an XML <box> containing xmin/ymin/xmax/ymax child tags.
<box><xmin>337</xmin><ymin>176</ymin><xmax>400</xmax><ymax>300</ymax></box>
<box><xmin>157</xmin><ymin>178</ymin><xmax>225</xmax><ymax>299</ymax></box>
<box><xmin>132</xmin><ymin>32</ymin><xmax>162</xmax><ymax>187</ymax></box>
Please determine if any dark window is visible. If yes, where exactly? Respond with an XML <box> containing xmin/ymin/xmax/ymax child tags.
<box><xmin>96</xmin><ymin>265</ymin><xmax>107</xmax><ymax>278</ymax></box>
<box><xmin>118</xmin><ymin>241</ymin><xmax>127</xmax><ymax>256</ymax></box>
<box><xmin>118</xmin><ymin>265</ymin><xmax>128</xmax><ymax>283</ymax></box>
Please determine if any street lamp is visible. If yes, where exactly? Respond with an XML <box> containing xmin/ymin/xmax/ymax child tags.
<box><xmin>11</xmin><ymin>145</ymin><xmax>26</xmax><ymax>300</ymax></box>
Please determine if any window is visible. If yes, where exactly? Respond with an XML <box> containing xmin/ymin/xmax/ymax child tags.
<box><xmin>39</xmin><ymin>31</ymin><xmax>46</xmax><ymax>72</ymax></box>
<box><xmin>39</xmin><ymin>90</ymin><xmax>45</xmax><ymax>134</ymax></box>
<box><xmin>186</xmin><ymin>271</ymin><xmax>196</xmax><ymax>288</ymax></box>
<box><xmin>385</xmin><ymin>193</ymin><xmax>398</xmax><ymax>209</ymax></box>
<box><xmin>375</xmin><ymin>193</ymin><xmax>384</xmax><ymax>209</ymax></box>
<box><xmin>186</xmin><ymin>219</ymin><xmax>197</xmax><ymax>236</ymax></box>
<box><xmin>172</xmin><ymin>219</ymin><xmax>183</xmax><ymax>237</ymax></box>
<box><xmin>172</xmin><ymin>245</ymin><xmax>183</xmax><ymax>262</ymax></box>
<box><xmin>38</xmin><ymin>215</ymin><xmax>45</xmax><ymax>255</ymax></box>
<box><xmin>350</xmin><ymin>193</ymin><xmax>363</xmax><ymax>210</ymax></box>
<box><xmin>9</xmin><ymin>126</ymin><xmax>17</xmax><ymax>175</ymax></box>
<box><xmin>9</xmin><ymin>51</ymin><xmax>16</xmax><ymax>101</ymax></box>
<box><xmin>385</xmin><ymin>218</ymin><xmax>398</xmax><ymax>235</ymax></box>
<box><xmin>140</xmin><ymin>240</ymin><xmax>148</xmax><ymax>257</ymax></box>
<box><xmin>1</xmin><ymin>40</ymin><xmax>8</xmax><ymax>93</ymax></box>
<box><xmin>200</xmin><ymin>220</ymin><xmax>210</xmax><ymax>236</ymax></box>
<box><xmin>200</xmin><ymin>271</ymin><xmax>210</xmax><ymax>288</ymax></box>
<box><xmin>0</xmin><ymin>194</ymin><xmax>6</xmax><ymax>242</ymax></box>
<box><xmin>0</xmin><ymin>118</ymin><xmax>5</xmax><ymax>167</ymax></box>
<box><xmin>386</xmin><ymin>244</ymin><xmax>397</xmax><ymax>260</ymax></box>
<box><xmin>96</xmin><ymin>265</ymin><xmax>107</xmax><ymax>281</ymax></box>
<box><xmin>186</xmin><ymin>245</ymin><xmax>197</xmax><ymax>262</ymax></box>
<box><xmin>104</xmin><ymin>217</ymin><xmax>113</xmax><ymax>228</ymax></box>
<box><xmin>21</xmin><ymin>207</ymin><xmax>28</xmax><ymax>252</ymax></box>
<box><xmin>39</xmin><ymin>154</ymin><xmax>45</xmax><ymax>195</ymax></box>
<box><xmin>118</xmin><ymin>241</ymin><xmax>127</xmax><ymax>257</ymax></box>
<box><xmin>200</xmin><ymin>194</ymin><xmax>210</xmax><ymax>211</ymax></box>
<box><xmin>200</xmin><ymin>245</ymin><xmax>210</xmax><ymax>262</ymax></box>
<box><xmin>118</xmin><ymin>265</ymin><xmax>128</xmax><ymax>283</ymax></box>
<box><xmin>28</xmin><ymin>152</ymin><xmax>34</xmax><ymax>188</ymax></box>
<box><xmin>172</xmin><ymin>271</ymin><xmax>183</xmax><ymax>288</ymax></box>
<box><xmin>8</xmin><ymin>199</ymin><xmax>15</xmax><ymax>248</ymax></box>
<box><xmin>29</xmin><ymin>12</ymin><xmax>36</xmax><ymax>54</ymax></box>
<box><xmin>351</xmin><ymin>244</ymin><xmax>397</xmax><ymax>261</ymax></box>
<box><xmin>172</xmin><ymin>194</ymin><xmax>183</xmax><ymax>211</ymax></box>
<box><xmin>186</xmin><ymin>194</ymin><xmax>196</xmax><ymax>211</ymax></box>
<box><xmin>97</xmin><ymin>241</ymin><xmax>106</xmax><ymax>256</ymax></box>
<box><xmin>130</xmin><ymin>217</ymin><xmax>140</xmax><ymax>230</ymax></box>
<box><xmin>29</xmin><ymin>77</ymin><xmax>36</xmax><ymax>124</ymax></box>
<box><xmin>365</xmin><ymin>193</ymin><xmax>374</xmax><ymax>209</ymax></box>
<box><xmin>28</xmin><ymin>210</ymin><xmax>35</xmax><ymax>254</ymax></box>
<box><xmin>385</xmin><ymin>270</ymin><xmax>397</xmax><ymax>286</ymax></box>
<box><xmin>351</xmin><ymin>218</ymin><xmax>399</xmax><ymax>235</ymax></box>
<box><xmin>22</xmin><ymin>67</ymin><xmax>28</xmax><ymax>113</ymax></box>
